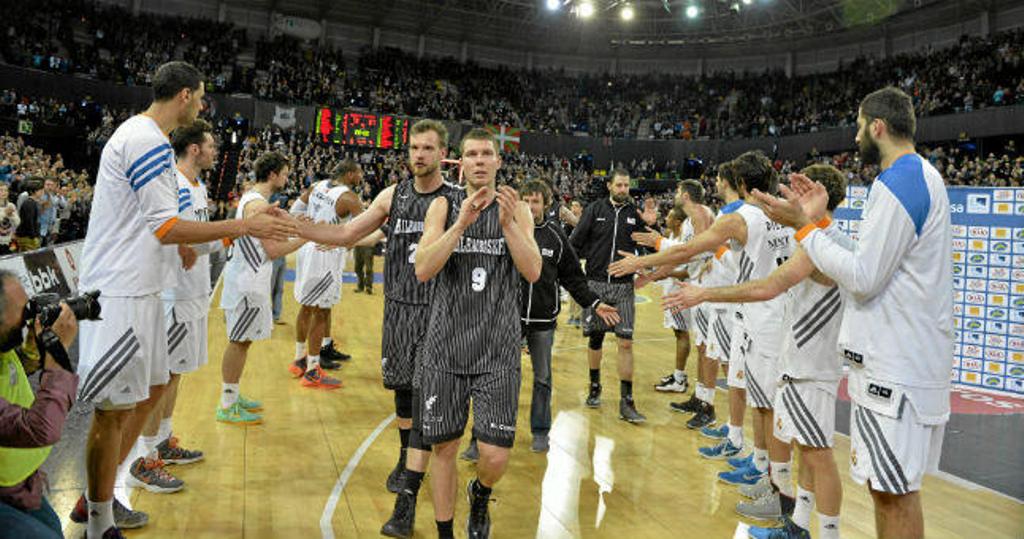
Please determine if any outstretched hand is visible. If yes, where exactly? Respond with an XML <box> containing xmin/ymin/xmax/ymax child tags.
<box><xmin>749</xmin><ymin>173</ymin><xmax>828</xmax><ymax>229</ymax></box>
<box><xmin>178</xmin><ymin>244</ymin><xmax>197</xmax><ymax>270</ymax></box>
<box><xmin>662</xmin><ymin>282</ymin><xmax>706</xmax><ymax>312</ymax></box>
<box><xmin>632</xmin><ymin>226</ymin><xmax>662</xmax><ymax>249</ymax></box>
<box><xmin>595</xmin><ymin>302</ymin><xmax>621</xmax><ymax>327</ymax></box>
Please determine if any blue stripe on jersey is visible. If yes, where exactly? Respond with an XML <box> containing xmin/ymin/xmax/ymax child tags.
<box><xmin>720</xmin><ymin>200</ymin><xmax>744</xmax><ymax>214</ymax></box>
<box><xmin>130</xmin><ymin>151</ymin><xmax>171</xmax><ymax>184</ymax></box>
<box><xmin>126</xmin><ymin>143</ymin><xmax>172</xmax><ymax>179</ymax></box>
<box><xmin>878</xmin><ymin>153</ymin><xmax>930</xmax><ymax>236</ymax></box>
<box><xmin>132</xmin><ymin>161</ymin><xmax>171</xmax><ymax>191</ymax></box>
<box><xmin>179</xmin><ymin>202</ymin><xmax>193</xmax><ymax>212</ymax></box>
<box><xmin>178</xmin><ymin>188</ymin><xmax>190</xmax><ymax>194</ymax></box>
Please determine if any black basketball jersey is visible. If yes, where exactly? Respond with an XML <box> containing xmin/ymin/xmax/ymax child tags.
<box><xmin>384</xmin><ymin>179</ymin><xmax>458</xmax><ymax>305</ymax></box>
<box><xmin>420</xmin><ymin>189</ymin><xmax>521</xmax><ymax>375</ymax></box>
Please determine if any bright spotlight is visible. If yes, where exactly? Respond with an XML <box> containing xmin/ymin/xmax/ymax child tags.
<box><xmin>742</xmin><ymin>0</ymin><xmax>753</xmax><ymax>5</ymax></box>
<box><xmin>686</xmin><ymin>4</ymin><xmax>699</xmax><ymax>18</ymax></box>
<box><xmin>546</xmin><ymin>0</ymin><xmax>560</xmax><ymax>10</ymax></box>
<box><xmin>579</xmin><ymin>1</ymin><xmax>595</xmax><ymax>17</ymax></box>
<box><xmin>621</xmin><ymin>4</ymin><xmax>635</xmax><ymax>20</ymax></box>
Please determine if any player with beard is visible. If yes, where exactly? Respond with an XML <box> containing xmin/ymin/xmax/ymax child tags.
<box><xmin>750</xmin><ymin>87</ymin><xmax>952</xmax><ymax>539</ymax></box>
<box><xmin>70</xmin><ymin>62</ymin><xmax>295</xmax><ymax>538</ymax></box>
<box><xmin>569</xmin><ymin>170</ymin><xmax>656</xmax><ymax>424</ymax></box>
<box><xmin>296</xmin><ymin>120</ymin><xmax>457</xmax><ymax>538</ymax></box>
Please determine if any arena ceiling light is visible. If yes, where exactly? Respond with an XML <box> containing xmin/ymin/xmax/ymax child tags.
<box><xmin>741</xmin><ymin>0</ymin><xmax>753</xmax><ymax>5</ymax></box>
<box><xmin>685</xmin><ymin>4</ymin><xmax>699</xmax><ymax>18</ymax></box>
<box><xmin>621</xmin><ymin>3</ymin><xmax>635</xmax><ymax>20</ymax></box>
<box><xmin>578</xmin><ymin>1</ymin><xmax>595</xmax><ymax>18</ymax></box>
<box><xmin>546</xmin><ymin>0</ymin><xmax>561</xmax><ymax>10</ymax></box>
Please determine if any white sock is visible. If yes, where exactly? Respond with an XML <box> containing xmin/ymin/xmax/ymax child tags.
<box><xmin>793</xmin><ymin>487</ymin><xmax>815</xmax><ymax>530</ymax></box>
<box><xmin>307</xmin><ymin>354</ymin><xmax>320</xmax><ymax>372</ymax></box>
<box><xmin>770</xmin><ymin>461</ymin><xmax>794</xmax><ymax>497</ymax></box>
<box><xmin>321</xmin><ymin>337</ymin><xmax>332</xmax><ymax>349</ymax></box>
<box><xmin>818</xmin><ymin>512</ymin><xmax>840</xmax><ymax>539</ymax></box>
<box><xmin>705</xmin><ymin>385</ymin><xmax>716</xmax><ymax>403</ymax></box>
<box><xmin>673</xmin><ymin>369</ymin><xmax>686</xmax><ymax>383</ymax></box>
<box><xmin>727</xmin><ymin>423</ymin><xmax>743</xmax><ymax>447</ymax></box>
<box><xmin>295</xmin><ymin>342</ymin><xmax>305</xmax><ymax>360</ymax></box>
<box><xmin>86</xmin><ymin>497</ymin><xmax>114</xmax><ymax>538</ymax></box>
<box><xmin>696</xmin><ymin>386</ymin><xmax>710</xmax><ymax>404</ymax></box>
<box><xmin>221</xmin><ymin>383</ymin><xmax>240</xmax><ymax>409</ymax></box>
<box><xmin>753</xmin><ymin>448</ymin><xmax>769</xmax><ymax>473</ymax></box>
<box><xmin>142</xmin><ymin>435</ymin><xmax>160</xmax><ymax>461</ymax></box>
<box><xmin>158</xmin><ymin>418</ymin><xmax>172</xmax><ymax>442</ymax></box>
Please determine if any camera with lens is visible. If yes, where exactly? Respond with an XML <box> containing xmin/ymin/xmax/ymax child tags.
<box><xmin>25</xmin><ymin>290</ymin><xmax>103</xmax><ymax>328</ymax></box>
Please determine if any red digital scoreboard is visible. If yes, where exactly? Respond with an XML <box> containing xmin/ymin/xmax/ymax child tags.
<box><xmin>315</xmin><ymin>109</ymin><xmax>410</xmax><ymax>149</ymax></box>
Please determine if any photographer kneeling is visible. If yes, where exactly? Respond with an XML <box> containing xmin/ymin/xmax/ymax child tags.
<box><xmin>0</xmin><ymin>269</ymin><xmax>79</xmax><ymax>538</ymax></box>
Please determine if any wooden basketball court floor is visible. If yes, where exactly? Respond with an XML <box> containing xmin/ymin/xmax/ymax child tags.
<box><xmin>58</xmin><ymin>255</ymin><xmax>1021</xmax><ymax>538</ymax></box>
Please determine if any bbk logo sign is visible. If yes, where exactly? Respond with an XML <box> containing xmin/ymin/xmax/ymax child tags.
<box><xmin>23</xmin><ymin>250</ymin><xmax>71</xmax><ymax>296</ymax></box>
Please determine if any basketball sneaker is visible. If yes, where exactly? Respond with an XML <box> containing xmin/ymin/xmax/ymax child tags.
<box><xmin>157</xmin><ymin>436</ymin><xmax>204</xmax><ymax>465</ymax></box>
<box><xmin>698</xmin><ymin>439</ymin><xmax>742</xmax><ymax>460</ymax></box>
<box><xmin>655</xmin><ymin>373</ymin><xmax>688</xmax><ymax>393</ymax></box>
<box><xmin>585</xmin><ymin>383</ymin><xmax>602</xmax><ymax>408</ymax></box>
<box><xmin>531</xmin><ymin>433</ymin><xmax>550</xmax><ymax>453</ymax></box>
<box><xmin>669</xmin><ymin>394</ymin><xmax>701</xmax><ymax>414</ymax></box>
<box><xmin>127</xmin><ymin>457</ymin><xmax>184</xmax><ymax>493</ymax></box>
<box><xmin>719</xmin><ymin>465</ymin><xmax>765</xmax><ymax>486</ymax></box>
<box><xmin>380</xmin><ymin>490</ymin><xmax>416</xmax><ymax>538</ymax></box>
<box><xmin>238</xmin><ymin>394</ymin><xmax>263</xmax><ymax>412</ymax></box>
<box><xmin>289</xmin><ymin>357</ymin><xmax>307</xmax><ymax>378</ymax></box>
<box><xmin>466</xmin><ymin>479</ymin><xmax>492</xmax><ymax>539</ymax></box>
<box><xmin>69</xmin><ymin>495</ymin><xmax>149</xmax><ymax>529</ymax></box>
<box><xmin>739</xmin><ymin>475</ymin><xmax>774</xmax><ymax>500</ymax></box>
<box><xmin>216</xmin><ymin>402</ymin><xmax>263</xmax><ymax>425</ymax></box>
<box><xmin>320</xmin><ymin>355</ymin><xmax>343</xmax><ymax>370</ymax></box>
<box><xmin>686</xmin><ymin>402</ymin><xmax>715</xmax><ymax>429</ymax></box>
<box><xmin>619</xmin><ymin>397</ymin><xmax>646</xmax><ymax>424</ymax></box>
<box><xmin>736</xmin><ymin>492</ymin><xmax>782</xmax><ymax>521</ymax></box>
<box><xmin>747</xmin><ymin>516</ymin><xmax>811</xmax><ymax>539</ymax></box>
<box><xmin>729</xmin><ymin>454</ymin><xmax>754</xmax><ymax>470</ymax></box>
<box><xmin>302</xmin><ymin>365</ymin><xmax>342</xmax><ymax>389</ymax></box>
<box><xmin>701</xmin><ymin>424</ymin><xmax>729</xmax><ymax>440</ymax></box>
<box><xmin>320</xmin><ymin>343</ymin><xmax>351</xmax><ymax>362</ymax></box>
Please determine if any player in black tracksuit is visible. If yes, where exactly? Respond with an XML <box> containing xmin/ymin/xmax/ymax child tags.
<box><xmin>518</xmin><ymin>180</ymin><xmax>620</xmax><ymax>452</ymax></box>
<box><xmin>569</xmin><ymin>169</ymin><xmax>655</xmax><ymax>423</ymax></box>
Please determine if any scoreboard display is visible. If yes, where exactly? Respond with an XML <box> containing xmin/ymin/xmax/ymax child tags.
<box><xmin>315</xmin><ymin>109</ymin><xmax>410</xmax><ymax>149</ymax></box>
<box><xmin>834</xmin><ymin>186</ymin><xmax>1024</xmax><ymax>398</ymax></box>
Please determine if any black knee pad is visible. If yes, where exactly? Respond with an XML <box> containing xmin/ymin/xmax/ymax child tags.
<box><xmin>394</xmin><ymin>388</ymin><xmax>413</xmax><ymax>419</ymax></box>
<box><xmin>588</xmin><ymin>332</ymin><xmax>606</xmax><ymax>351</ymax></box>
<box><xmin>408</xmin><ymin>428</ymin><xmax>432</xmax><ymax>451</ymax></box>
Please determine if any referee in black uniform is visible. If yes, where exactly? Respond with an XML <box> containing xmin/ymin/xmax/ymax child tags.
<box><xmin>414</xmin><ymin>128</ymin><xmax>541</xmax><ymax>539</ymax></box>
<box><xmin>570</xmin><ymin>169</ymin><xmax>656</xmax><ymax>423</ymax></box>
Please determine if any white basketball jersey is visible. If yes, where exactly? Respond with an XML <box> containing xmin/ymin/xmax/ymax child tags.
<box><xmin>780</xmin><ymin>279</ymin><xmax>844</xmax><ymax>382</ymax></box>
<box><xmin>162</xmin><ymin>169</ymin><xmax>214</xmax><ymax>316</ymax></box>
<box><xmin>220</xmin><ymin>190</ymin><xmax>271</xmax><ymax>308</ymax></box>
<box><xmin>299</xmin><ymin>180</ymin><xmax>350</xmax><ymax>273</ymax></box>
<box><xmin>730</xmin><ymin>203</ymin><xmax>794</xmax><ymax>353</ymax></box>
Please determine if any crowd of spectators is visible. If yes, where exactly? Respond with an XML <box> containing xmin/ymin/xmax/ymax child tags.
<box><xmin>0</xmin><ymin>135</ymin><xmax>93</xmax><ymax>251</ymax></box>
<box><xmin>2</xmin><ymin>0</ymin><xmax>1021</xmax><ymax>140</ymax></box>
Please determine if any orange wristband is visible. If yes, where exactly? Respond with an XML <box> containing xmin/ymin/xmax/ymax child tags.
<box><xmin>816</xmin><ymin>216</ymin><xmax>832</xmax><ymax>229</ymax></box>
<box><xmin>655</xmin><ymin>237</ymin><xmax>662</xmax><ymax>251</ymax></box>
<box><xmin>794</xmin><ymin>222</ymin><xmax>818</xmax><ymax>242</ymax></box>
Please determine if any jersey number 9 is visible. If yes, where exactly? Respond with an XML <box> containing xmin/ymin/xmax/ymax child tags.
<box><xmin>471</xmin><ymin>267</ymin><xmax>488</xmax><ymax>292</ymax></box>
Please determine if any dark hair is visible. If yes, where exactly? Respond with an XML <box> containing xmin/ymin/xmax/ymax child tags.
<box><xmin>860</xmin><ymin>86</ymin><xmax>916</xmax><ymax>140</ymax></box>
<box><xmin>152</xmin><ymin>61</ymin><xmax>204</xmax><ymax>102</ymax></box>
<box><xmin>731</xmin><ymin>151</ymin><xmax>777</xmax><ymax>196</ymax></box>
<box><xmin>668</xmin><ymin>206</ymin><xmax>686</xmax><ymax>223</ymax></box>
<box><xmin>411</xmin><ymin>119</ymin><xmax>449</xmax><ymax>148</ymax></box>
<box><xmin>171</xmin><ymin>119</ymin><xmax>213</xmax><ymax>157</ymax></box>
<box><xmin>519</xmin><ymin>179</ymin><xmax>552</xmax><ymax>207</ymax></box>
<box><xmin>330</xmin><ymin>159</ymin><xmax>361</xmax><ymax>179</ymax></box>
<box><xmin>678</xmin><ymin>179</ymin><xmax>704</xmax><ymax>204</ymax></box>
<box><xmin>25</xmin><ymin>177</ymin><xmax>45</xmax><ymax>194</ymax></box>
<box><xmin>799</xmin><ymin>164</ymin><xmax>847</xmax><ymax>212</ymax></box>
<box><xmin>608</xmin><ymin>168</ymin><xmax>630</xmax><ymax>182</ymax></box>
<box><xmin>717</xmin><ymin>161</ymin><xmax>741</xmax><ymax>194</ymax></box>
<box><xmin>254</xmin><ymin>152</ymin><xmax>290</xmax><ymax>182</ymax></box>
<box><xmin>460</xmin><ymin>128</ymin><xmax>498</xmax><ymax>153</ymax></box>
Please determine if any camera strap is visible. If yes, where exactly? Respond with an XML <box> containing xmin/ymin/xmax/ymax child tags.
<box><xmin>36</xmin><ymin>329</ymin><xmax>73</xmax><ymax>373</ymax></box>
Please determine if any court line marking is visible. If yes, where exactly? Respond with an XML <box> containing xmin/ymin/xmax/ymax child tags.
<box><xmin>320</xmin><ymin>413</ymin><xmax>397</xmax><ymax>538</ymax></box>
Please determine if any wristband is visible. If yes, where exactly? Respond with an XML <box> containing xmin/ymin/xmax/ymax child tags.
<box><xmin>655</xmin><ymin>237</ymin><xmax>662</xmax><ymax>251</ymax></box>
